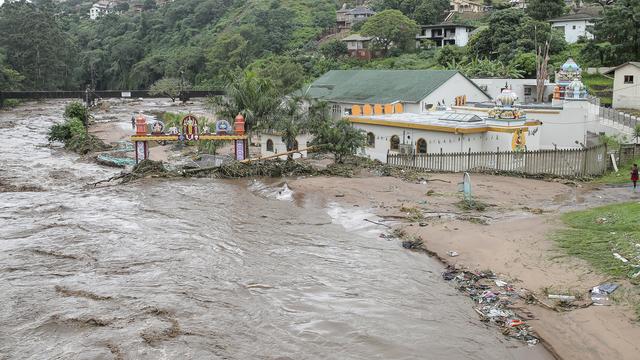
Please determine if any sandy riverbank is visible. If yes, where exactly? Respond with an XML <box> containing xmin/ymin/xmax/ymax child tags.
<box><xmin>289</xmin><ymin>174</ymin><xmax>640</xmax><ymax>360</ymax></box>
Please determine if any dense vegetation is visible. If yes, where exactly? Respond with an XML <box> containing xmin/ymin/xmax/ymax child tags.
<box><xmin>0</xmin><ymin>0</ymin><xmax>637</xmax><ymax>93</ymax></box>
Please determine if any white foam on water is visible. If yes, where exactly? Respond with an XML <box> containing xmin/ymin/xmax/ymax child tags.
<box><xmin>326</xmin><ymin>202</ymin><xmax>384</xmax><ymax>239</ymax></box>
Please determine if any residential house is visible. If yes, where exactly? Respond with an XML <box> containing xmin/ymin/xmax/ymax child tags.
<box><xmin>336</xmin><ymin>4</ymin><xmax>375</xmax><ymax>31</ymax></box>
<box><xmin>450</xmin><ymin>0</ymin><xmax>486</xmax><ymax>13</ymax></box>
<box><xmin>341</xmin><ymin>34</ymin><xmax>381</xmax><ymax>60</ymax></box>
<box><xmin>604</xmin><ymin>62</ymin><xmax>640</xmax><ymax>110</ymax></box>
<box><xmin>549</xmin><ymin>13</ymin><xmax>597</xmax><ymax>44</ymax></box>
<box><xmin>416</xmin><ymin>23</ymin><xmax>475</xmax><ymax>47</ymax></box>
<box><xmin>89</xmin><ymin>0</ymin><xmax>114</xmax><ymax>20</ymax></box>
<box><xmin>301</xmin><ymin>69</ymin><xmax>492</xmax><ymax>120</ymax></box>
<box><xmin>509</xmin><ymin>0</ymin><xmax>527</xmax><ymax>9</ymax></box>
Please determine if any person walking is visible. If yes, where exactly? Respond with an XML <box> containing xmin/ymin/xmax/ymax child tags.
<box><xmin>631</xmin><ymin>164</ymin><xmax>639</xmax><ymax>190</ymax></box>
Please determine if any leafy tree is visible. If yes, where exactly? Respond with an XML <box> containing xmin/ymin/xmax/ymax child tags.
<box><xmin>310</xmin><ymin>119</ymin><xmax>366</xmax><ymax>163</ymax></box>
<box><xmin>468</xmin><ymin>9</ymin><xmax>566</xmax><ymax>62</ymax></box>
<box><xmin>361</xmin><ymin>10</ymin><xmax>419</xmax><ymax>53</ymax></box>
<box><xmin>525</xmin><ymin>0</ymin><xmax>566</xmax><ymax>21</ymax></box>
<box><xmin>435</xmin><ymin>45</ymin><xmax>467</xmax><ymax>67</ymax></box>
<box><xmin>209</xmin><ymin>70</ymin><xmax>281</xmax><ymax>134</ymax></box>
<box><xmin>319</xmin><ymin>39</ymin><xmax>349</xmax><ymax>59</ymax></box>
<box><xmin>0</xmin><ymin>51</ymin><xmax>23</xmax><ymax>91</ymax></box>
<box><xmin>512</xmin><ymin>52</ymin><xmax>537</xmax><ymax>78</ymax></box>
<box><xmin>149</xmin><ymin>77</ymin><xmax>190</xmax><ymax>102</ymax></box>
<box><xmin>592</xmin><ymin>0</ymin><xmax>640</xmax><ymax>62</ymax></box>
<box><xmin>372</xmin><ymin>0</ymin><xmax>449</xmax><ymax>24</ymax></box>
<box><xmin>249</xmin><ymin>56</ymin><xmax>306</xmax><ymax>95</ymax></box>
<box><xmin>0</xmin><ymin>0</ymin><xmax>76</xmax><ymax>90</ymax></box>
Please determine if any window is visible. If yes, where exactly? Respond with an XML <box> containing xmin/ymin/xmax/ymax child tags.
<box><xmin>624</xmin><ymin>75</ymin><xmax>634</xmax><ymax>84</ymax></box>
<box><xmin>266</xmin><ymin>139</ymin><xmax>274</xmax><ymax>152</ymax></box>
<box><xmin>572</xmin><ymin>25</ymin><xmax>576</xmax><ymax>30</ymax></box>
<box><xmin>332</xmin><ymin>104</ymin><xmax>342</xmax><ymax>114</ymax></box>
<box><xmin>524</xmin><ymin>87</ymin><xmax>532</xmax><ymax>96</ymax></box>
<box><xmin>365</xmin><ymin>132</ymin><xmax>376</xmax><ymax>147</ymax></box>
<box><xmin>417</xmin><ymin>138</ymin><xmax>427</xmax><ymax>154</ymax></box>
<box><xmin>390</xmin><ymin>135</ymin><xmax>400</xmax><ymax>151</ymax></box>
<box><xmin>291</xmin><ymin>140</ymin><xmax>299</xmax><ymax>151</ymax></box>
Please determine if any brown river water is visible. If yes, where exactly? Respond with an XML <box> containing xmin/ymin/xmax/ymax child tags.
<box><xmin>0</xmin><ymin>100</ymin><xmax>553</xmax><ymax>359</ymax></box>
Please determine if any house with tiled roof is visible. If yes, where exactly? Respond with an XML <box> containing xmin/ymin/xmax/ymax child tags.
<box><xmin>302</xmin><ymin>69</ymin><xmax>491</xmax><ymax>118</ymax></box>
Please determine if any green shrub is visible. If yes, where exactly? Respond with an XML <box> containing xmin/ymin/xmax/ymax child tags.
<box><xmin>64</xmin><ymin>101</ymin><xmax>89</xmax><ymax>125</ymax></box>
<box><xmin>2</xmin><ymin>99</ymin><xmax>20</xmax><ymax>108</ymax></box>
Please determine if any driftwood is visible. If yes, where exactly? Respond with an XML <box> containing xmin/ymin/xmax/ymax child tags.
<box><xmin>364</xmin><ymin>218</ymin><xmax>392</xmax><ymax>228</ymax></box>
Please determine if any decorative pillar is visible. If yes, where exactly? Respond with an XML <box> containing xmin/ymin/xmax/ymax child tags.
<box><xmin>135</xmin><ymin>141</ymin><xmax>149</xmax><ymax>164</ymax></box>
<box><xmin>234</xmin><ymin>139</ymin><xmax>247</xmax><ymax>161</ymax></box>
<box><xmin>134</xmin><ymin>114</ymin><xmax>148</xmax><ymax>164</ymax></box>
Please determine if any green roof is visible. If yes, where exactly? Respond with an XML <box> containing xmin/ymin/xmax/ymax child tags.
<box><xmin>302</xmin><ymin>70</ymin><xmax>461</xmax><ymax>104</ymax></box>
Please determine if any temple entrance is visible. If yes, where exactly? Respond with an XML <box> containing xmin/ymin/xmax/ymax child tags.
<box><xmin>131</xmin><ymin>113</ymin><xmax>248</xmax><ymax>164</ymax></box>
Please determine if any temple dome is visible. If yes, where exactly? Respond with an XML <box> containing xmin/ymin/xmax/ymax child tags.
<box><xmin>561</xmin><ymin>58</ymin><xmax>581</xmax><ymax>73</ymax></box>
<box><xmin>497</xmin><ymin>88</ymin><xmax>518</xmax><ymax>106</ymax></box>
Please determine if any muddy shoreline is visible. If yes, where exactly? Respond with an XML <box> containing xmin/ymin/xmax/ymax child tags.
<box><xmin>290</xmin><ymin>174</ymin><xmax>640</xmax><ymax>360</ymax></box>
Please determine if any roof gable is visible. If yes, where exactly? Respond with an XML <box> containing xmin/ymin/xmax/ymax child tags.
<box><xmin>604</xmin><ymin>62</ymin><xmax>640</xmax><ymax>75</ymax></box>
<box><xmin>304</xmin><ymin>70</ymin><xmax>463</xmax><ymax>104</ymax></box>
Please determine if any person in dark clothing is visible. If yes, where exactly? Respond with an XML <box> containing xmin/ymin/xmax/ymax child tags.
<box><xmin>631</xmin><ymin>164</ymin><xmax>639</xmax><ymax>190</ymax></box>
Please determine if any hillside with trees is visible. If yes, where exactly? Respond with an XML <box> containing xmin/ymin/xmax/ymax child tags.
<box><xmin>0</xmin><ymin>0</ymin><xmax>637</xmax><ymax>92</ymax></box>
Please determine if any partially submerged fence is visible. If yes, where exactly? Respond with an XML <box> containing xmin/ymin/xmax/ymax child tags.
<box><xmin>387</xmin><ymin>144</ymin><xmax>608</xmax><ymax>178</ymax></box>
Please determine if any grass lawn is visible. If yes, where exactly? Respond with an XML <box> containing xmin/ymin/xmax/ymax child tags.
<box><xmin>594</xmin><ymin>157</ymin><xmax>640</xmax><ymax>185</ymax></box>
<box><xmin>555</xmin><ymin>203</ymin><xmax>640</xmax><ymax>316</ymax></box>
<box><xmin>582</xmin><ymin>73</ymin><xmax>613</xmax><ymax>106</ymax></box>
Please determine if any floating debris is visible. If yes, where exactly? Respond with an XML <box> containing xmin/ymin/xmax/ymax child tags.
<box><xmin>441</xmin><ymin>267</ymin><xmax>540</xmax><ymax>346</ymax></box>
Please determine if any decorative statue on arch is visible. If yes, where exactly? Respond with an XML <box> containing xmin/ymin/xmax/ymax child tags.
<box><xmin>182</xmin><ymin>114</ymin><xmax>199</xmax><ymax>140</ymax></box>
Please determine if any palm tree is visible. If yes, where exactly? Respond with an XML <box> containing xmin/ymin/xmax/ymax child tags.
<box><xmin>208</xmin><ymin>70</ymin><xmax>281</xmax><ymax>136</ymax></box>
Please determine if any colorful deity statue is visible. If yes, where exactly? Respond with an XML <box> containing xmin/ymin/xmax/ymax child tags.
<box><xmin>151</xmin><ymin>120</ymin><xmax>165</xmax><ymax>135</ymax></box>
<box><xmin>488</xmin><ymin>87</ymin><xmax>526</xmax><ymax>120</ymax></box>
<box><xmin>182</xmin><ymin>114</ymin><xmax>199</xmax><ymax>140</ymax></box>
<box><xmin>566</xmin><ymin>77</ymin><xmax>588</xmax><ymax>99</ymax></box>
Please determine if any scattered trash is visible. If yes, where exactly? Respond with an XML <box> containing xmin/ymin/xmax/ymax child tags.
<box><xmin>401</xmin><ymin>237</ymin><xmax>423</xmax><ymax>249</ymax></box>
<box><xmin>441</xmin><ymin>267</ymin><xmax>539</xmax><ymax>346</ymax></box>
<box><xmin>596</xmin><ymin>217</ymin><xmax>608</xmax><ymax>224</ymax></box>
<box><xmin>613</xmin><ymin>253</ymin><xmax>629</xmax><ymax>263</ymax></box>
<box><xmin>495</xmin><ymin>280</ymin><xmax>508</xmax><ymax>287</ymax></box>
<box><xmin>592</xmin><ymin>283</ymin><xmax>618</xmax><ymax>294</ymax></box>
<box><xmin>590</xmin><ymin>283</ymin><xmax>619</xmax><ymax>306</ymax></box>
<box><xmin>426</xmin><ymin>190</ymin><xmax>435</xmax><ymax>196</ymax></box>
<box><xmin>547</xmin><ymin>294</ymin><xmax>576</xmax><ymax>302</ymax></box>
<box><xmin>447</xmin><ymin>251</ymin><xmax>459</xmax><ymax>257</ymax></box>
<box><xmin>419</xmin><ymin>222</ymin><xmax>428</xmax><ymax>227</ymax></box>
<box><xmin>335</xmin><ymin>193</ymin><xmax>345</xmax><ymax>198</ymax></box>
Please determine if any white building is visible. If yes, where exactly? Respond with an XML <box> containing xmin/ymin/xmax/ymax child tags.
<box><xmin>302</xmin><ymin>69</ymin><xmax>491</xmax><ymax>119</ymax></box>
<box><xmin>348</xmin><ymin>109</ymin><xmax>541</xmax><ymax>162</ymax></box>
<box><xmin>549</xmin><ymin>13</ymin><xmax>596</xmax><ymax>44</ymax></box>
<box><xmin>450</xmin><ymin>0</ymin><xmax>486</xmax><ymax>13</ymax></box>
<box><xmin>416</xmin><ymin>23</ymin><xmax>475</xmax><ymax>47</ymax></box>
<box><xmin>604</xmin><ymin>62</ymin><xmax>640</xmax><ymax>110</ymax></box>
<box><xmin>89</xmin><ymin>0</ymin><xmax>114</xmax><ymax>20</ymax></box>
<box><xmin>472</xmin><ymin>78</ymin><xmax>556</xmax><ymax>104</ymax></box>
<box><xmin>258</xmin><ymin>132</ymin><xmax>312</xmax><ymax>160</ymax></box>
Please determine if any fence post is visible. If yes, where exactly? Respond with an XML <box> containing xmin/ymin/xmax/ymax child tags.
<box><xmin>582</xmin><ymin>147</ymin><xmax>588</xmax><ymax>176</ymax></box>
<box><xmin>553</xmin><ymin>146</ymin><xmax>558</xmax><ymax>175</ymax></box>
<box><xmin>439</xmin><ymin>148</ymin><xmax>443</xmax><ymax>171</ymax></box>
<box><xmin>467</xmin><ymin>148</ymin><xmax>471</xmax><ymax>170</ymax></box>
<box><xmin>496</xmin><ymin>147</ymin><xmax>500</xmax><ymax>170</ymax></box>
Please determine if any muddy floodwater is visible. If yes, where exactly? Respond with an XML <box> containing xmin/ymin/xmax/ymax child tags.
<box><xmin>0</xmin><ymin>100</ymin><xmax>552</xmax><ymax>359</ymax></box>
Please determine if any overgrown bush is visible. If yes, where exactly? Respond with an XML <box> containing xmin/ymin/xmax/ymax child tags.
<box><xmin>1</xmin><ymin>99</ymin><xmax>20</xmax><ymax>108</ymax></box>
<box><xmin>310</xmin><ymin>119</ymin><xmax>366</xmax><ymax>163</ymax></box>
<box><xmin>48</xmin><ymin>104</ymin><xmax>108</xmax><ymax>154</ymax></box>
<box><xmin>64</xmin><ymin>101</ymin><xmax>89</xmax><ymax>125</ymax></box>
